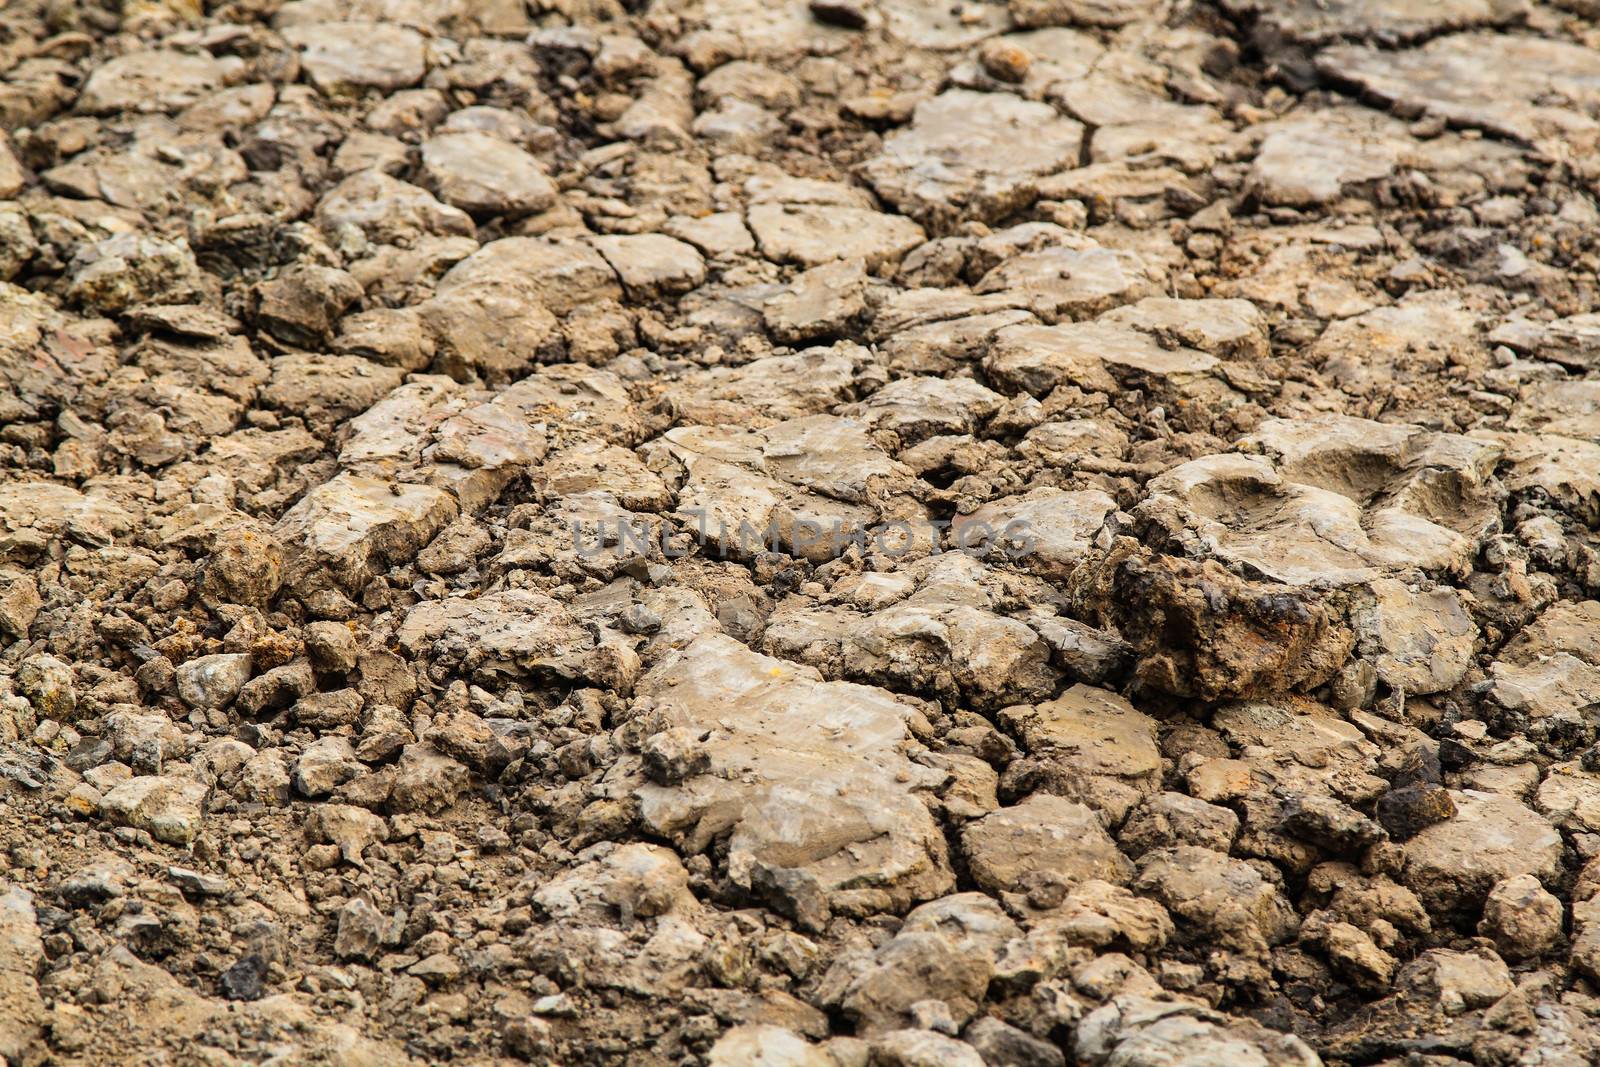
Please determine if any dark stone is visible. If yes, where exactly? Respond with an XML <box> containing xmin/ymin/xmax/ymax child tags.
<box><xmin>64</xmin><ymin>737</ymin><xmax>113</xmax><ymax>772</ymax></box>
<box><xmin>618</xmin><ymin>604</ymin><xmax>661</xmax><ymax>635</ymax></box>
<box><xmin>219</xmin><ymin>954</ymin><xmax>268</xmax><ymax>1001</ymax></box>
<box><xmin>1279</xmin><ymin>794</ymin><xmax>1384</xmax><ymax>854</ymax></box>
<box><xmin>1375</xmin><ymin>784</ymin><xmax>1457</xmax><ymax>841</ymax></box>
<box><xmin>1437</xmin><ymin>738</ymin><xmax>1475</xmax><ymax>772</ymax></box>
<box><xmin>964</xmin><ymin>1015</ymin><xmax>1066</xmax><ymax>1067</ymax></box>
<box><xmin>809</xmin><ymin>0</ymin><xmax>870</xmax><ymax>30</ymax></box>
<box><xmin>750</xmin><ymin>862</ymin><xmax>831</xmax><ymax>933</ymax></box>
<box><xmin>1389</xmin><ymin>743</ymin><xmax>1442</xmax><ymax>790</ymax></box>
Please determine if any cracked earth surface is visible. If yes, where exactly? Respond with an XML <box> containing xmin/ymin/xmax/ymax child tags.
<box><xmin>5</xmin><ymin>0</ymin><xmax>1600</xmax><ymax>1065</ymax></box>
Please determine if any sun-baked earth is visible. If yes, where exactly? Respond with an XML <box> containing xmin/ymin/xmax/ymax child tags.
<box><xmin>5</xmin><ymin>0</ymin><xmax>1600</xmax><ymax>1065</ymax></box>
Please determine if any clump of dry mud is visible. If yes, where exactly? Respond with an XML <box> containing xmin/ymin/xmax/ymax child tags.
<box><xmin>5</xmin><ymin>0</ymin><xmax>1600</xmax><ymax>1064</ymax></box>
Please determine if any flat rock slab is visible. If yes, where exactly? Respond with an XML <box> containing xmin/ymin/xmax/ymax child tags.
<box><xmin>1491</xmin><ymin>312</ymin><xmax>1600</xmax><ymax>373</ymax></box>
<box><xmin>882</xmin><ymin>0</ymin><xmax>1010</xmax><ymax>47</ymax></box>
<box><xmin>1012</xmin><ymin>0</ymin><xmax>1161</xmax><ymax>29</ymax></box>
<box><xmin>863</xmin><ymin>89</ymin><xmax>1084</xmax><ymax>230</ymax></box>
<box><xmin>975</xmin><ymin>247</ymin><xmax>1157</xmax><ymax>324</ymax></box>
<box><xmin>986</xmin><ymin>319</ymin><xmax>1214</xmax><ymax>397</ymax></box>
<box><xmin>1476</xmin><ymin>431</ymin><xmax>1600</xmax><ymax>525</ymax></box>
<box><xmin>420</xmin><ymin>132</ymin><xmax>557</xmax><ymax>218</ymax></box>
<box><xmin>955</xmin><ymin>488</ymin><xmax>1118</xmax><ymax>579</ymax></box>
<box><xmin>961</xmin><ymin>793</ymin><xmax>1131</xmax><ymax>893</ymax></box>
<box><xmin>1224</xmin><ymin>0</ymin><xmax>1527</xmax><ymax>44</ymax></box>
<box><xmin>1078</xmin><ymin>996</ymin><xmax>1321</xmax><ymax>1067</ymax></box>
<box><xmin>767</xmin><ymin>547</ymin><xmax>1066</xmax><ymax>704</ymax></box>
<box><xmin>666</xmin><ymin>343</ymin><xmax>875</xmax><ymax>427</ymax></box>
<box><xmin>1138</xmin><ymin>415</ymin><xmax>1501</xmax><ymax>587</ymax></box>
<box><xmin>77</xmin><ymin>50</ymin><xmax>231</xmax><ymax>114</ymax></box>
<box><xmin>0</xmin><ymin>482</ymin><xmax>137</xmax><ymax>545</ymax></box>
<box><xmin>1000</xmin><ymin>683</ymin><xmax>1161</xmax><ymax>782</ymax></box>
<box><xmin>1249</xmin><ymin>108</ymin><xmax>1409</xmax><ymax>206</ymax></box>
<box><xmin>844</xmin><ymin>375</ymin><xmax>1004</xmax><ymax>444</ymax></box>
<box><xmin>747</xmin><ymin>203</ymin><xmax>925</xmax><ymax>270</ymax></box>
<box><xmin>1499</xmin><ymin>600</ymin><xmax>1600</xmax><ymax>667</ymax></box>
<box><xmin>588</xmin><ymin>234</ymin><xmax>707</xmax><ymax>297</ymax></box>
<box><xmin>100</xmin><ymin>775</ymin><xmax>210</xmax><ymax>846</ymax></box>
<box><xmin>273</xmin><ymin>472</ymin><xmax>458</xmax><ymax>594</ymax></box>
<box><xmin>631</xmin><ymin>634</ymin><xmax>954</xmax><ymax>918</ymax></box>
<box><xmin>1508</xmin><ymin>381</ymin><xmax>1600</xmax><ymax>442</ymax></box>
<box><xmin>283</xmin><ymin>22</ymin><xmax>428</xmax><ymax>95</ymax></box>
<box><xmin>316</xmin><ymin>170</ymin><xmax>475</xmax><ymax>244</ymax></box>
<box><xmin>0</xmin><ymin>888</ymin><xmax>45</xmax><ymax>1065</ymax></box>
<box><xmin>438</xmin><ymin>237</ymin><xmax>620</xmax><ymax>316</ymax></box>
<box><xmin>396</xmin><ymin>588</ymin><xmax>619</xmax><ymax>683</ymax></box>
<box><xmin>1318</xmin><ymin>34</ymin><xmax>1600</xmax><ymax>150</ymax></box>
<box><xmin>1402</xmin><ymin>790</ymin><xmax>1562</xmax><ymax>914</ymax></box>
<box><xmin>1097</xmin><ymin>297</ymin><xmax>1268</xmax><ymax>360</ymax></box>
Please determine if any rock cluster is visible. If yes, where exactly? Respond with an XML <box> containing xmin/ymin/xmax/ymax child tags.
<box><xmin>4</xmin><ymin>0</ymin><xmax>1600</xmax><ymax>1063</ymax></box>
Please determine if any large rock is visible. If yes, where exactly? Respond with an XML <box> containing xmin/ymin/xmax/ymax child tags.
<box><xmin>1097</xmin><ymin>297</ymin><xmax>1269</xmax><ymax>361</ymax></box>
<box><xmin>283</xmin><ymin>22</ymin><xmax>427</xmax><ymax>95</ymax></box>
<box><xmin>1491</xmin><ymin>311</ymin><xmax>1600</xmax><ymax>373</ymax></box>
<box><xmin>419</xmin><ymin>132</ymin><xmax>557</xmax><ymax>218</ymax></box>
<box><xmin>1317</xmin><ymin>34</ymin><xmax>1600</xmax><ymax>150</ymax></box>
<box><xmin>1474</xmin><ymin>431</ymin><xmax>1600</xmax><ymax>526</ymax></box>
<box><xmin>651</xmin><ymin>416</ymin><xmax>909</xmax><ymax>563</ymax></box>
<box><xmin>863</xmin><ymin>90</ymin><xmax>1084</xmax><ymax>230</ymax></box>
<box><xmin>1135</xmin><ymin>847</ymin><xmax>1298</xmax><ymax>957</ymax></box>
<box><xmin>316</xmin><ymin>171</ymin><xmax>475</xmax><ymax>244</ymax></box>
<box><xmin>587</xmin><ymin>234</ymin><xmax>706</xmax><ymax>298</ymax></box>
<box><xmin>100</xmin><ymin>775</ymin><xmax>210</xmax><ymax>846</ymax></box>
<box><xmin>664</xmin><ymin>344</ymin><xmax>875</xmax><ymax>427</ymax></box>
<box><xmin>0</xmin><ymin>482</ymin><xmax>137</xmax><ymax>546</ymax></box>
<box><xmin>976</xmin><ymin>249</ymin><xmax>1158</xmax><ymax>325</ymax></box>
<box><xmin>1224</xmin><ymin>0</ymin><xmax>1526</xmax><ymax>44</ymax></box>
<box><xmin>1139</xmin><ymin>415</ymin><xmax>1501</xmax><ymax>587</ymax></box>
<box><xmin>762</xmin><ymin>554</ymin><xmax>1063</xmax><ymax>707</ymax></box>
<box><xmin>1000</xmin><ymin>684</ymin><xmax>1162</xmax><ymax>787</ymax></box>
<box><xmin>822</xmin><ymin>893</ymin><xmax>1019</xmax><ymax>1034</ymax></box>
<box><xmin>1402</xmin><ymin>791</ymin><xmax>1562</xmax><ymax>915</ymax></box>
<box><xmin>67</xmin><ymin>234</ymin><xmax>209</xmax><ymax>314</ymax></box>
<box><xmin>630</xmin><ymin>635</ymin><xmax>954</xmax><ymax>926</ymax></box>
<box><xmin>74</xmin><ymin>946</ymin><xmax>417</xmax><ymax>1064</ymax></box>
<box><xmin>954</xmin><ymin>488</ymin><xmax>1118</xmax><ymax>580</ymax></box>
<box><xmin>176</xmin><ymin>653</ymin><xmax>253</xmax><ymax>711</ymax></box>
<box><xmin>706</xmin><ymin>1025</ymin><xmax>831</xmax><ymax>1067</ymax></box>
<box><xmin>844</xmin><ymin>376</ymin><xmax>1005</xmax><ymax>445</ymax></box>
<box><xmin>532</xmin><ymin>844</ymin><xmax>698</xmax><ymax>924</ymax></box>
<box><xmin>1249</xmin><ymin>108</ymin><xmax>1407</xmax><ymax>206</ymax></box>
<box><xmin>1070</xmin><ymin>546</ymin><xmax>1355</xmax><ymax>701</ymax></box>
<box><xmin>1077</xmin><ymin>995</ymin><xmax>1321</xmax><ymax>1067</ymax></box>
<box><xmin>1351</xmin><ymin>580</ymin><xmax>1477</xmax><ymax>695</ymax></box>
<box><xmin>397</xmin><ymin>589</ymin><xmax>635</xmax><ymax>688</ymax></box>
<box><xmin>436</xmin><ymin>237</ymin><xmax>621</xmax><ymax>316</ymax></box>
<box><xmin>273</xmin><ymin>473</ymin><xmax>458</xmax><ymax>595</ymax></box>
<box><xmin>1499</xmin><ymin>600</ymin><xmax>1600</xmax><ymax>667</ymax></box>
<box><xmin>337</xmin><ymin>374</ymin><xmax>552</xmax><ymax>507</ymax></box>
<box><xmin>261</xmin><ymin>354</ymin><xmax>405</xmax><ymax>428</ymax></box>
<box><xmin>747</xmin><ymin>202</ymin><xmax>924</xmax><ymax>270</ymax></box>
<box><xmin>1307</xmin><ymin>293</ymin><xmax>1489</xmax><ymax>407</ymax></box>
<box><xmin>77</xmin><ymin>50</ymin><xmax>230</xmax><ymax>114</ymax></box>
<box><xmin>960</xmin><ymin>794</ymin><xmax>1131</xmax><ymax>893</ymax></box>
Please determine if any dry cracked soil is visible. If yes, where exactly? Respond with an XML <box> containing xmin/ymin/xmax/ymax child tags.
<box><xmin>6</xmin><ymin>0</ymin><xmax>1600</xmax><ymax>1064</ymax></box>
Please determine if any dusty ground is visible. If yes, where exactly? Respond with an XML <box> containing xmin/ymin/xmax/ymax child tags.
<box><xmin>4</xmin><ymin>0</ymin><xmax>1600</xmax><ymax>1064</ymax></box>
